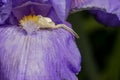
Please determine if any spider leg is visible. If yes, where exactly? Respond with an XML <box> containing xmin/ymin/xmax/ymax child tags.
<box><xmin>55</xmin><ymin>24</ymin><xmax>79</xmax><ymax>38</ymax></box>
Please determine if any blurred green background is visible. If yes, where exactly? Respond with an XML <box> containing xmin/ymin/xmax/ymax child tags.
<box><xmin>67</xmin><ymin>11</ymin><xmax>120</xmax><ymax>80</ymax></box>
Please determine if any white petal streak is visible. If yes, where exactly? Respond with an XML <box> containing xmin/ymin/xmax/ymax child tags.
<box><xmin>0</xmin><ymin>26</ymin><xmax>81</xmax><ymax>80</ymax></box>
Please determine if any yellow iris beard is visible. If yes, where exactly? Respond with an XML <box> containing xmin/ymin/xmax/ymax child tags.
<box><xmin>20</xmin><ymin>15</ymin><xmax>40</xmax><ymax>26</ymax></box>
<box><xmin>19</xmin><ymin>15</ymin><xmax>41</xmax><ymax>34</ymax></box>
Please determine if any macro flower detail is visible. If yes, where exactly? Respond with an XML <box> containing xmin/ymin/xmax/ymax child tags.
<box><xmin>0</xmin><ymin>0</ymin><xmax>120</xmax><ymax>80</ymax></box>
<box><xmin>0</xmin><ymin>0</ymin><xmax>81</xmax><ymax>80</ymax></box>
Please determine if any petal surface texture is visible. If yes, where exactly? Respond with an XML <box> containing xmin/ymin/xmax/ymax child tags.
<box><xmin>0</xmin><ymin>0</ymin><xmax>12</xmax><ymax>24</ymax></box>
<box><xmin>0</xmin><ymin>26</ymin><xmax>81</xmax><ymax>80</ymax></box>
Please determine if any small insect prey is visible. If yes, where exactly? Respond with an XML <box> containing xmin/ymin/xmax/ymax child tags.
<box><xmin>19</xmin><ymin>15</ymin><xmax>79</xmax><ymax>38</ymax></box>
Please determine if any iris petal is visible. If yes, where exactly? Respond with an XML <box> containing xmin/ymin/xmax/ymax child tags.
<box><xmin>0</xmin><ymin>26</ymin><xmax>81</xmax><ymax>80</ymax></box>
<box><xmin>0</xmin><ymin>0</ymin><xmax>12</xmax><ymax>24</ymax></box>
<box><xmin>50</xmin><ymin>0</ymin><xmax>71</xmax><ymax>21</ymax></box>
<box><xmin>12</xmin><ymin>1</ymin><xmax>51</xmax><ymax>20</ymax></box>
<box><xmin>12</xmin><ymin>0</ymin><xmax>49</xmax><ymax>7</ymax></box>
<box><xmin>71</xmin><ymin>0</ymin><xmax>120</xmax><ymax>26</ymax></box>
<box><xmin>12</xmin><ymin>0</ymin><xmax>71</xmax><ymax>22</ymax></box>
<box><xmin>90</xmin><ymin>10</ymin><xmax>120</xmax><ymax>27</ymax></box>
<box><xmin>71</xmin><ymin>0</ymin><xmax>108</xmax><ymax>10</ymax></box>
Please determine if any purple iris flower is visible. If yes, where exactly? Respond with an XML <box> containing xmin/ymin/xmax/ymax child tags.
<box><xmin>0</xmin><ymin>0</ymin><xmax>81</xmax><ymax>80</ymax></box>
<box><xmin>0</xmin><ymin>0</ymin><xmax>120</xmax><ymax>80</ymax></box>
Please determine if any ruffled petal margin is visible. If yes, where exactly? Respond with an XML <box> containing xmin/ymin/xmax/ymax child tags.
<box><xmin>71</xmin><ymin>0</ymin><xmax>120</xmax><ymax>26</ymax></box>
<box><xmin>90</xmin><ymin>10</ymin><xmax>120</xmax><ymax>27</ymax></box>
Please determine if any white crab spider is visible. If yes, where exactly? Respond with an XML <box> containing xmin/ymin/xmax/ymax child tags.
<box><xmin>20</xmin><ymin>15</ymin><xmax>79</xmax><ymax>38</ymax></box>
<box><xmin>37</xmin><ymin>15</ymin><xmax>79</xmax><ymax>38</ymax></box>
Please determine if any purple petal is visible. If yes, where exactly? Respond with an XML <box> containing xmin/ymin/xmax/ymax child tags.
<box><xmin>0</xmin><ymin>0</ymin><xmax>12</xmax><ymax>24</ymax></box>
<box><xmin>12</xmin><ymin>0</ymin><xmax>71</xmax><ymax>22</ymax></box>
<box><xmin>50</xmin><ymin>0</ymin><xmax>71</xmax><ymax>21</ymax></box>
<box><xmin>47</xmin><ymin>7</ymin><xmax>63</xmax><ymax>23</ymax></box>
<box><xmin>12</xmin><ymin>0</ymin><xmax>49</xmax><ymax>7</ymax></box>
<box><xmin>71</xmin><ymin>0</ymin><xmax>82</xmax><ymax>9</ymax></box>
<box><xmin>90</xmin><ymin>10</ymin><xmax>120</xmax><ymax>27</ymax></box>
<box><xmin>12</xmin><ymin>1</ymin><xmax>52</xmax><ymax>20</ymax></box>
<box><xmin>71</xmin><ymin>0</ymin><xmax>120</xmax><ymax>24</ymax></box>
<box><xmin>0</xmin><ymin>26</ymin><xmax>81</xmax><ymax>80</ymax></box>
<box><xmin>71</xmin><ymin>0</ymin><xmax>109</xmax><ymax>11</ymax></box>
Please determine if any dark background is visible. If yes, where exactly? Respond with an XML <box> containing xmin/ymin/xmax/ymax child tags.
<box><xmin>67</xmin><ymin>11</ymin><xmax>120</xmax><ymax>80</ymax></box>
